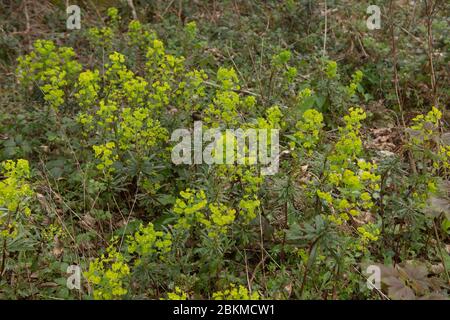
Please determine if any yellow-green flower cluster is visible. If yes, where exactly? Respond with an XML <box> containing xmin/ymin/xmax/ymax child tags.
<box><xmin>123</xmin><ymin>74</ymin><xmax>148</xmax><ymax>106</ymax></box>
<box><xmin>184</xmin><ymin>21</ymin><xmax>198</xmax><ymax>42</ymax></box>
<box><xmin>238</xmin><ymin>196</ymin><xmax>261</xmax><ymax>222</ymax></box>
<box><xmin>208</xmin><ymin>203</ymin><xmax>236</xmax><ymax>238</ymax></box>
<box><xmin>328</xmin><ymin>107</ymin><xmax>366</xmax><ymax>170</ymax></box>
<box><xmin>298</xmin><ymin>87</ymin><xmax>312</xmax><ymax>100</ymax></box>
<box><xmin>176</xmin><ymin>69</ymin><xmax>208</xmax><ymax>112</ymax></box>
<box><xmin>0</xmin><ymin>159</ymin><xmax>33</xmax><ymax>238</ymax></box>
<box><xmin>408</xmin><ymin>106</ymin><xmax>441</xmax><ymax>146</ymax></box>
<box><xmin>315</xmin><ymin>108</ymin><xmax>381</xmax><ymax>246</ymax></box>
<box><xmin>406</xmin><ymin>106</ymin><xmax>450</xmax><ymax>178</ymax></box>
<box><xmin>214</xmin><ymin>164</ymin><xmax>262</xmax><ymax>223</ymax></box>
<box><xmin>212</xmin><ymin>284</ymin><xmax>260</xmax><ymax>300</ymax></box>
<box><xmin>118</xmin><ymin>107</ymin><xmax>168</xmax><ymax>153</ymax></box>
<box><xmin>127</xmin><ymin>20</ymin><xmax>156</xmax><ymax>51</ymax></box>
<box><xmin>217</xmin><ymin>67</ymin><xmax>240</xmax><ymax>90</ymax></box>
<box><xmin>347</xmin><ymin>70</ymin><xmax>363</xmax><ymax>97</ymax></box>
<box><xmin>88</xmin><ymin>26</ymin><xmax>114</xmax><ymax>48</ymax></box>
<box><xmin>438</xmin><ymin>145</ymin><xmax>450</xmax><ymax>169</ymax></box>
<box><xmin>407</xmin><ymin>107</ymin><xmax>449</xmax><ymax>172</ymax></box>
<box><xmin>256</xmin><ymin>105</ymin><xmax>285</xmax><ymax>129</ymax></box>
<box><xmin>127</xmin><ymin>223</ymin><xmax>172</xmax><ymax>263</ymax></box>
<box><xmin>271</xmin><ymin>50</ymin><xmax>297</xmax><ymax>85</ymax></box>
<box><xmin>41</xmin><ymin>223</ymin><xmax>64</xmax><ymax>243</ymax></box>
<box><xmin>75</xmin><ymin>69</ymin><xmax>100</xmax><ymax>109</ymax></box>
<box><xmin>173</xmin><ymin>189</ymin><xmax>239</xmax><ymax>238</ymax></box>
<box><xmin>173</xmin><ymin>189</ymin><xmax>209</xmax><ymax>230</ymax></box>
<box><xmin>165</xmin><ymin>287</ymin><xmax>188</xmax><ymax>300</ymax></box>
<box><xmin>292</xmin><ymin>108</ymin><xmax>324</xmax><ymax>153</ymax></box>
<box><xmin>271</xmin><ymin>50</ymin><xmax>291</xmax><ymax>69</ymax></box>
<box><xmin>204</xmin><ymin>67</ymin><xmax>241</xmax><ymax>127</ymax></box>
<box><xmin>145</xmin><ymin>39</ymin><xmax>185</xmax><ymax>111</ymax></box>
<box><xmin>356</xmin><ymin>223</ymin><xmax>381</xmax><ymax>251</ymax></box>
<box><xmin>85</xmin><ymin>242</ymin><xmax>130</xmax><ymax>300</ymax></box>
<box><xmin>92</xmin><ymin>142</ymin><xmax>118</xmax><ymax>173</ymax></box>
<box><xmin>87</xmin><ymin>7</ymin><xmax>119</xmax><ymax>49</ymax></box>
<box><xmin>0</xmin><ymin>159</ymin><xmax>32</xmax><ymax>212</ymax></box>
<box><xmin>325</xmin><ymin>59</ymin><xmax>338</xmax><ymax>79</ymax></box>
<box><xmin>105</xmin><ymin>52</ymin><xmax>150</xmax><ymax>107</ymax></box>
<box><xmin>242</xmin><ymin>95</ymin><xmax>257</xmax><ymax>113</ymax></box>
<box><xmin>76</xmin><ymin>51</ymin><xmax>169</xmax><ymax>171</ymax></box>
<box><xmin>95</xmin><ymin>100</ymin><xmax>118</xmax><ymax>126</ymax></box>
<box><xmin>284</xmin><ymin>66</ymin><xmax>298</xmax><ymax>85</ymax></box>
<box><xmin>16</xmin><ymin>40</ymin><xmax>81</xmax><ymax>110</ymax></box>
<box><xmin>211</xmin><ymin>104</ymin><xmax>280</xmax><ymax>168</ymax></box>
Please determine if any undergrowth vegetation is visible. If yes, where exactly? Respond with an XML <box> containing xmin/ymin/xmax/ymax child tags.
<box><xmin>0</xmin><ymin>0</ymin><xmax>449</xmax><ymax>300</ymax></box>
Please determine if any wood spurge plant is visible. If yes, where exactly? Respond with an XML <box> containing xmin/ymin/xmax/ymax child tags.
<box><xmin>0</xmin><ymin>1</ymin><xmax>448</xmax><ymax>301</ymax></box>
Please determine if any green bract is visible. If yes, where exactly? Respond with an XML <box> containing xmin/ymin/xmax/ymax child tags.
<box><xmin>16</xmin><ymin>40</ymin><xmax>82</xmax><ymax>109</ymax></box>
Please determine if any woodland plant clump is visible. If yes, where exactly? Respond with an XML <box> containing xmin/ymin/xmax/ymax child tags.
<box><xmin>1</xmin><ymin>3</ymin><xmax>449</xmax><ymax>301</ymax></box>
<box><xmin>0</xmin><ymin>159</ymin><xmax>33</xmax><ymax>239</ymax></box>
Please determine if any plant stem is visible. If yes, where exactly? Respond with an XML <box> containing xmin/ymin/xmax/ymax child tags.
<box><xmin>433</xmin><ymin>219</ymin><xmax>450</xmax><ymax>285</ymax></box>
<box><xmin>0</xmin><ymin>208</ymin><xmax>18</xmax><ymax>278</ymax></box>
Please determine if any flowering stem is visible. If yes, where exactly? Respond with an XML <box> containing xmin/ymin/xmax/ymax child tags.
<box><xmin>433</xmin><ymin>219</ymin><xmax>450</xmax><ymax>285</ymax></box>
<box><xmin>0</xmin><ymin>207</ymin><xmax>18</xmax><ymax>278</ymax></box>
